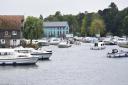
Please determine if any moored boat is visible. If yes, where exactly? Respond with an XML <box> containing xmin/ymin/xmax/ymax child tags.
<box><xmin>107</xmin><ymin>49</ymin><xmax>128</xmax><ymax>58</ymax></box>
<box><xmin>49</xmin><ymin>38</ymin><xmax>61</xmax><ymax>45</ymax></box>
<box><xmin>103</xmin><ymin>37</ymin><xmax>116</xmax><ymax>45</ymax></box>
<box><xmin>37</xmin><ymin>39</ymin><xmax>50</xmax><ymax>46</ymax></box>
<box><xmin>0</xmin><ymin>49</ymin><xmax>38</xmax><ymax>65</ymax></box>
<box><xmin>14</xmin><ymin>47</ymin><xmax>52</xmax><ymax>60</ymax></box>
<box><xmin>90</xmin><ymin>42</ymin><xmax>106</xmax><ymax>50</ymax></box>
<box><xmin>31</xmin><ymin>48</ymin><xmax>52</xmax><ymax>59</ymax></box>
<box><xmin>58</xmin><ymin>41</ymin><xmax>72</xmax><ymax>48</ymax></box>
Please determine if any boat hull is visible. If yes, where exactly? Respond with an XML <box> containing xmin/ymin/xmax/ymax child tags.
<box><xmin>0</xmin><ymin>57</ymin><xmax>38</xmax><ymax>65</ymax></box>
<box><xmin>107</xmin><ymin>53</ymin><xmax>128</xmax><ymax>58</ymax></box>
<box><xmin>90</xmin><ymin>47</ymin><xmax>106</xmax><ymax>50</ymax></box>
<box><xmin>31</xmin><ymin>53</ymin><xmax>52</xmax><ymax>59</ymax></box>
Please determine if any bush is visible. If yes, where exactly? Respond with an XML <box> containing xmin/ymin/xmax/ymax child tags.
<box><xmin>25</xmin><ymin>44</ymin><xmax>39</xmax><ymax>49</ymax></box>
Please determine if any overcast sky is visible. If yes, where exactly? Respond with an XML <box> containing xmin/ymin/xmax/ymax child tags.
<box><xmin>0</xmin><ymin>0</ymin><xmax>128</xmax><ymax>18</ymax></box>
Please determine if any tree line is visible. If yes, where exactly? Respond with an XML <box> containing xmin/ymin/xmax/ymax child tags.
<box><xmin>23</xmin><ymin>2</ymin><xmax>128</xmax><ymax>44</ymax></box>
<box><xmin>44</xmin><ymin>2</ymin><xmax>128</xmax><ymax>37</ymax></box>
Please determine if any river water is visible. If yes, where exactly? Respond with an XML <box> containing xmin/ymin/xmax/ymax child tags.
<box><xmin>0</xmin><ymin>43</ymin><xmax>128</xmax><ymax>85</ymax></box>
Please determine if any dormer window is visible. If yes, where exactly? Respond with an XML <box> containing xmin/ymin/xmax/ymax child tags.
<box><xmin>12</xmin><ymin>31</ymin><xmax>17</xmax><ymax>35</ymax></box>
<box><xmin>5</xmin><ymin>31</ymin><xmax>8</xmax><ymax>35</ymax></box>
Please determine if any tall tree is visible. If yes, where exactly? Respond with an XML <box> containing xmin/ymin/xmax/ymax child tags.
<box><xmin>98</xmin><ymin>2</ymin><xmax>118</xmax><ymax>35</ymax></box>
<box><xmin>123</xmin><ymin>16</ymin><xmax>128</xmax><ymax>35</ymax></box>
<box><xmin>80</xmin><ymin>16</ymin><xmax>87</xmax><ymax>36</ymax></box>
<box><xmin>39</xmin><ymin>14</ymin><xmax>43</xmax><ymax>20</ymax></box>
<box><xmin>90</xmin><ymin>18</ymin><xmax>105</xmax><ymax>36</ymax></box>
<box><xmin>23</xmin><ymin>16</ymin><xmax>43</xmax><ymax>44</ymax></box>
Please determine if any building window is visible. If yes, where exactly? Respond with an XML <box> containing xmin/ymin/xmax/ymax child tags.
<box><xmin>66</xmin><ymin>31</ymin><xmax>68</xmax><ymax>34</ymax></box>
<box><xmin>54</xmin><ymin>31</ymin><xmax>55</xmax><ymax>37</ymax></box>
<box><xmin>1</xmin><ymin>39</ymin><xmax>5</xmax><ymax>44</ymax></box>
<box><xmin>63</xmin><ymin>27</ymin><xmax>65</xmax><ymax>30</ymax></box>
<box><xmin>13</xmin><ymin>39</ymin><xmax>17</xmax><ymax>46</ymax></box>
<box><xmin>58</xmin><ymin>31</ymin><xmax>59</xmax><ymax>36</ymax></box>
<box><xmin>63</xmin><ymin>31</ymin><xmax>65</xmax><ymax>34</ymax></box>
<box><xmin>5</xmin><ymin>31</ymin><xmax>8</xmax><ymax>35</ymax></box>
<box><xmin>13</xmin><ymin>39</ymin><xmax>16</xmax><ymax>42</ymax></box>
<box><xmin>12</xmin><ymin>31</ymin><xmax>17</xmax><ymax>35</ymax></box>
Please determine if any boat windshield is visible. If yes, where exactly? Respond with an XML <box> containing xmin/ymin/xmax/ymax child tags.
<box><xmin>15</xmin><ymin>50</ymin><xmax>31</xmax><ymax>53</ymax></box>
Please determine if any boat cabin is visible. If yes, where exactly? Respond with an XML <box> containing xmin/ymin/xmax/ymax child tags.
<box><xmin>90</xmin><ymin>42</ymin><xmax>105</xmax><ymax>50</ymax></box>
<box><xmin>0</xmin><ymin>49</ymin><xmax>14</xmax><ymax>56</ymax></box>
<box><xmin>94</xmin><ymin>42</ymin><xmax>105</xmax><ymax>47</ymax></box>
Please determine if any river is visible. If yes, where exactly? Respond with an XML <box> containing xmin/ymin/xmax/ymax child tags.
<box><xmin>0</xmin><ymin>43</ymin><xmax>128</xmax><ymax>85</ymax></box>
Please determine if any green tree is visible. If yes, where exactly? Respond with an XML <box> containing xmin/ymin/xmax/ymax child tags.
<box><xmin>98</xmin><ymin>2</ymin><xmax>118</xmax><ymax>35</ymax></box>
<box><xmin>90</xmin><ymin>18</ymin><xmax>105</xmax><ymax>36</ymax></box>
<box><xmin>80</xmin><ymin>16</ymin><xmax>87</xmax><ymax>36</ymax></box>
<box><xmin>23</xmin><ymin>16</ymin><xmax>43</xmax><ymax>44</ymax></box>
<box><xmin>123</xmin><ymin>16</ymin><xmax>128</xmax><ymax>35</ymax></box>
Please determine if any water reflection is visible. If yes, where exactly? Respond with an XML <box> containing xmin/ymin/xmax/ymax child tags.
<box><xmin>0</xmin><ymin>64</ymin><xmax>38</xmax><ymax>71</ymax></box>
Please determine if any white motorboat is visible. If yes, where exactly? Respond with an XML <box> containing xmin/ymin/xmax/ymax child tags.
<box><xmin>107</xmin><ymin>49</ymin><xmax>128</xmax><ymax>58</ymax></box>
<box><xmin>58</xmin><ymin>41</ymin><xmax>72</xmax><ymax>48</ymax></box>
<box><xmin>14</xmin><ymin>47</ymin><xmax>52</xmax><ymax>59</ymax></box>
<box><xmin>117</xmin><ymin>38</ymin><xmax>127</xmax><ymax>45</ymax></box>
<box><xmin>90</xmin><ymin>42</ymin><xmax>106</xmax><ymax>50</ymax></box>
<box><xmin>103</xmin><ymin>37</ymin><xmax>116</xmax><ymax>45</ymax></box>
<box><xmin>83</xmin><ymin>37</ymin><xmax>98</xmax><ymax>43</ymax></box>
<box><xmin>0</xmin><ymin>49</ymin><xmax>38</xmax><ymax>65</ymax></box>
<box><xmin>49</xmin><ymin>38</ymin><xmax>61</xmax><ymax>45</ymax></box>
<box><xmin>37</xmin><ymin>39</ymin><xmax>50</xmax><ymax>46</ymax></box>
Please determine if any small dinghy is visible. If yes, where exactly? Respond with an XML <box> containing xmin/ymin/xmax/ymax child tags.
<box><xmin>107</xmin><ymin>49</ymin><xmax>128</xmax><ymax>58</ymax></box>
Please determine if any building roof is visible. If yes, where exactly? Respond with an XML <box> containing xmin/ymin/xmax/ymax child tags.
<box><xmin>43</xmin><ymin>21</ymin><xmax>68</xmax><ymax>27</ymax></box>
<box><xmin>0</xmin><ymin>15</ymin><xmax>24</xmax><ymax>30</ymax></box>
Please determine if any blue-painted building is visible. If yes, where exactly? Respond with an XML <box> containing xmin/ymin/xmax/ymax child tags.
<box><xmin>43</xmin><ymin>21</ymin><xmax>69</xmax><ymax>38</ymax></box>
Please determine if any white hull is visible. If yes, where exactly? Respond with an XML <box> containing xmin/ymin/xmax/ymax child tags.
<box><xmin>0</xmin><ymin>57</ymin><xmax>38</xmax><ymax>65</ymax></box>
<box><xmin>107</xmin><ymin>53</ymin><xmax>127</xmax><ymax>58</ymax></box>
<box><xmin>49</xmin><ymin>38</ymin><xmax>60</xmax><ymax>45</ymax></box>
<box><xmin>58</xmin><ymin>41</ymin><xmax>72</xmax><ymax>48</ymax></box>
<box><xmin>41</xmin><ymin>42</ymin><xmax>50</xmax><ymax>46</ymax></box>
<box><xmin>90</xmin><ymin>46</ymin><xmax>106</xmax><ymax>50</ymax></box>
<box><xmin>31</xmin><ymin>53</ymin><xmax>52</xmax><ymax>59</ymax></box>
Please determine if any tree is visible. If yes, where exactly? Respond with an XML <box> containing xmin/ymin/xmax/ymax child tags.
<box><xmin>23</xmin><ymin>16</ymin><xmax>43</xmax><ymax>44</ymax></box>
<box><xmin>39</xmin><ymin>14</ymin><xmax>43</xmax><ymax>20</ymax></box>
<box><xmin>90</xmin><ymin>18</ymin><xmax>105</xmax><ymax>36</ymax></box>
<box><xmin>80</xmin><ymin>16</ymin><xmax>87</xmax><ymax>36</ymax></box>
<box><xmin>98</xmin><ymin>2</ymin><xmax>118</xmax><ymax>35</ymax></box>
<box><xmin>123</xmin><ymin>16</ymin><xmax>128</xmax><ymax>35</ymax></box>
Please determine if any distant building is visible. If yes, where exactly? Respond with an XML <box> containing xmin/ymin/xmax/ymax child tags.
<box><xmin>0</xmin><ymin>15</ymin><xmax>24</xmax><ymax>48</ymax></box>
<box><xmin>43</xmin><ymin>21</ymin><xmax>69</xmax><ymax>38</ymax></box>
